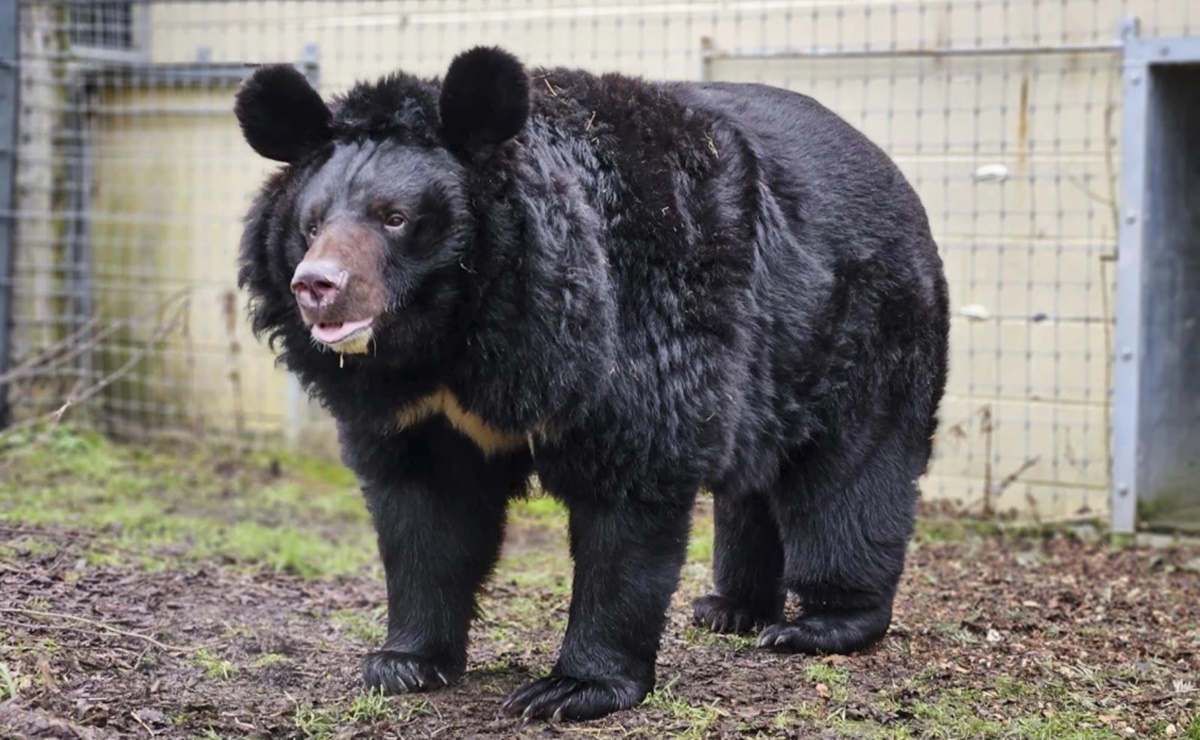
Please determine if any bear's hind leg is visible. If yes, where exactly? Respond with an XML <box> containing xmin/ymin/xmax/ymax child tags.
<box><xmin>759</xmin><ymin>446</ymin><xmax>917</xmax><ymax>655</ymax></box>
<box><xmin>692</xmin><ymin>491</ymin><xmax>784</xmax><ymax>634</ymax></box>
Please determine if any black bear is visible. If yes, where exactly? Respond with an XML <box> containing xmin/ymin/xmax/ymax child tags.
<box><xmin>234</xmin><ymin>46</ymin><xmax>950</xmax><ymax>721</ymax></box>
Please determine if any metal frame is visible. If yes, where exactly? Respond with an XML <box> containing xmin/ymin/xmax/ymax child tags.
<box><xmin>1112</xmin><ymin>21</ymin><xmax>1200</xmax><ymax>533</ymax></box>
<box><xmin>702</xmin><ymin>40</ymin><xmax>1124</xmax><ymax>66</ymax></box>
<box><xmin>67</xmin><ymin>1</ymin><xmax>152</xmax><ymax>65</ymax></box>
<box><xmin>1</xmin><ymin>18</ymin><xmax>316</xmax><ymax>428</ymax></box>
<box><xmin>0</xmin><ymin>0</ymin><xmax>19</xmax><ymax>429</ymax></box>
<box><xmin>47</xmin><ymin>58</ymin><xmax>271</xmax><ymax>398</ymax></box>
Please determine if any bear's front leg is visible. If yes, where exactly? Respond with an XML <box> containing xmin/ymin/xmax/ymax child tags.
<box><xmin>341</xmin><ymin>422</ymin><xmax>532</xmax><ymax>695</ymax></box>
<box><xmin>501</xmin><ymin>496</ymin><xmax>694</xmax><ymax>721</ymax></box>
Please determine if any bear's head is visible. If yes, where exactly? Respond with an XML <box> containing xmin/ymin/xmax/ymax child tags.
<box><xmin>233</xmin><ymin>46</ymin><xmax>530</xmax><ymax>362</ymax></box>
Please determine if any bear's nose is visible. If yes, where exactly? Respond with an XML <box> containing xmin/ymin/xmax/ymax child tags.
<box><xmin>291</xmin><ymin>260</ymin><xmax>347</xmax><ymax>310</ymax></box>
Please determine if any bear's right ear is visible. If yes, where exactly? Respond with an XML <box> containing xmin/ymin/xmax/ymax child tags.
<box><xmin>234</xmin><ymin>65</ymin><xmax>332</xmax><ymax>163</ymax></box>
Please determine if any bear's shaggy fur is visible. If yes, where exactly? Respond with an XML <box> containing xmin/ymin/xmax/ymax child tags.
<box><xmin>235</xmin><ymin>47</ymin><xmax>950</xmax><ymax>721</ymax></box>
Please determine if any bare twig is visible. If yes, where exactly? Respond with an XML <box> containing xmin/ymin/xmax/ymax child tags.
<box><xmin>129</xmin><ymin>710</ymin><xmax>156</xmax><ymax>737</ymax></box>
<box><xmin>0</xmin><ymin>315</ymin><xmax>103</xmax><ymax>386</ymax></box>
<box><xmin>993</xmin><ymin>456</ymin><xmax>1041</xmax><ymax>498</ymax></box>
<box><xmin>0</xmin><ymin>607</ymin><xmax>197</xmax><ymax>655</ymax></box>
<box><xmin>1128</xmin><ymin>686</ymin><xmax>1199</xmax><ymax>705</ymax></box>
<box><xmin>0</xmin><ymin>289</ymin><xmax>190</xmax><ymax>445</ymax></box>
<box><xmin>962</xmin><ymin>455</ymin><xmax>1040</xmax><ymax>519</ymax></box>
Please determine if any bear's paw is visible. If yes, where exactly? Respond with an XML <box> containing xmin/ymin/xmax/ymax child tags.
<box><xmin>692</xmin><ymin>593</ymin><xmax>780</xmax><ymax>635</ymax></box>
<box><xmin>361</xmin><ymin>650</ymin><xmax>460</xmax><ymax>694</ymax></box>
<box><xmin>501</xmin><ymin>674</ymin><xmax>648</xmax><ymax>722</ymax></box>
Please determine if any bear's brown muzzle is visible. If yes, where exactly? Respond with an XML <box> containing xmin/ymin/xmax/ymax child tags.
<box><xmin>290</xmin><ymin>222</ymin><xmax>388</xmax><ymax>351</ymax></box>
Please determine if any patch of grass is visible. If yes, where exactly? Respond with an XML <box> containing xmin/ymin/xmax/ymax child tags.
<box><xmin>933</xmin><ymin>620</ymin><xmax>978</xmax><ymax>645</ymax></box>
<box><xmin>899</xmin><ymin>684</ymin><xmax>1124</xmax><ymax>740</ymax></box>
<box><xmin>0</xmin><ymin>661</ymin><xmax>17</xmax><ymax>700</ymax></box>
<box><xmin>509</xmin><ymin>488</ymin><xmax>567</xmax><ymax>526</ymax></box>
<box><xmin>803</xmin><ymin>661</ymin><xmax>849</xmax><ymax>686</ymax></box>
<box><xmin>290</xmin><ymin>691</ymin><xmax>431</xmax><ymax>738</ymax></box>
<box><xmin>478</xmin><ymin>587</ymin><xmax>568</xmax><ymax>653</ymax></box>
<box><xmin>498</xmin><ymin>547</ymin><xmax>572</xmax><ymax>594</ymax></box>
<box><xmin>396</xmin><ymin>697</ymin><xmax>434</xmax><ymax>721</ymax></box>
<box><xmin>330</xmin><ymin>607</ymin><xmax>386</xmax><ymax>646</ymax></box>
<box><xmin>249</xmin><ymin>653</ymin><xmax>289</xmax><ymax>668</ymax></box>
<box><xmin>0</xmin><ymin>536</ymin><xmax>61</xmax><ymax>561</ymax></box>
<box><xmin>680</xmin><ymin>624</ymin><xmax>758</xmax><ymax>649</ymax></box>
<box><xmin>190</xmin><ymin>648</ymin><xmax>238</xmax><ymax>681</ymax></box>
<box><xmin>803</xmin><ymin>661</ymin><xmax>850</xmax><ymax>702</ymax></box>
<box><xmin>644</xmin><ymin>676</ymin><xmax>721</xmax><ymax>739</ymax></box>
<box><xmin>345</xmin><ymin>688</ymin><xmax>392</xmax><ymax>723</ymax></box>
<box><xmin>1185</xmin><ymin>715</ymin><xmax>1200</xmax><ymax>740</ymax></box>
<box><xmin>0</xmin><ymin>425</ymin><xmax>376</xmax><ymax>579</ymax></box>
<box><xmin>687</xmin><ymin>516</ymin><xmax>713</xmax><ymax>564</ymax></box>
<box><xmin>1006</xmin><ymin>711</ymin><xmax>1124</xmax><ymax>740</ymax></box>
<box><xmin>772</xmin><ymin>702</ymin><xmax>822</xmax><ymax>730</ymax></box>
<box><xmin>292</xmin><ymin>702</ymin><xmax>338</xmax><ymax>740</ymax></box>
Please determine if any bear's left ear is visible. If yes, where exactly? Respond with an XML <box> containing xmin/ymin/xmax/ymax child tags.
<box><xmin>438</xmin><ymin>46</ymin><xmax>530</xmax><ymax>151</ymax></box>
<box><xmin>234</xmin><ymin>64</ymin><xmax>332</xmax><ymax>163</ymax></box>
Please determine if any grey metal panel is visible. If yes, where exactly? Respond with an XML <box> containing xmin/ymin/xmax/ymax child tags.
<box><xmin>84</xmin><ymin>62</ymin><xmax>256</xmax><ymax>88</ymax></box>
<box><xmin>0</xmin><ymin>0</ymin><xmax>18</xmax><ymax>428</ymax></box>
<box><xmin>1137</xmin><ymin>60</ymin><xmax>1200</xmax><ymax>527</ymax></box>
<box><xmin>1123</xmin><ymin>35</ymin><xmax>1200</xmax><ymax>64</ymax></box>
<box><xmin>1114</xmin><ymin>27</ymin><xmax>1200</xmax><ymax>533</ymax></box>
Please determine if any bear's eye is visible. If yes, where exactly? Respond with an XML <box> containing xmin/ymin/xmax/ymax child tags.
<box><xmin>384</xmin><ymin>213</ymin><xmax>407</xmax><ymax>231</ymax></box>
<box><xmin>305</xmin><ymin>221</ymin><xmax>319</xmax><ymax>238</ymax></box>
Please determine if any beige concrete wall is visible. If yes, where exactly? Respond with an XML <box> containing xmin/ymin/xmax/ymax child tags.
<box><xmin>58</xmin><ymin>0</ymin><xmax>1195</xmax><ymax>516</ymax></box>
<box><xmin>87</xmin><ymin>85</ymin><xmax>290</xmax><ymax>434</ymax></box>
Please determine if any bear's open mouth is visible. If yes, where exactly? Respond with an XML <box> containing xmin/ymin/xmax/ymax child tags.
<box><xmin>311</xmin><ymin>318</ymin><xmax>374</xmax><ymax>346</ymax></box>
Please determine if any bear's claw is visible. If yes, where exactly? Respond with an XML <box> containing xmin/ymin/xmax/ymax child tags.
<box><xmin>501</xmin><ymin>674</ymin><xmax>647</xmax><ymax>722</ymax></box>
<box><xmin>756</xmin><ymin>606</ymin><xmax>891</xmax><ymax>655</ymax></box>
<box><xmin>692</xmin><ymin>593</ymin><xmax>778</xmax><ymax>635</ymax></box>
<box><xmin>361</xmin><ymin>650</ymin><xmax>458</xmax><ymax>695</ymax></box>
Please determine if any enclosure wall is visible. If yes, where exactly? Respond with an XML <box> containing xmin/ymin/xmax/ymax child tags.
<box><xmin>6</xmin><ymin>1</ymin><xmax>1199</xmax><ymax>521</ymax></box>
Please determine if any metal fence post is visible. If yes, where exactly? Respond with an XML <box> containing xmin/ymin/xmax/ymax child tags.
<box><xmin>0</xmin><ymin>0</ymin><xmax>19</xmax><ymax>429</ymax></box>
<box><xmin>1111</xmin><ymin>18</ymin><xmax>1147</xmax><ymax>535</ymax></box>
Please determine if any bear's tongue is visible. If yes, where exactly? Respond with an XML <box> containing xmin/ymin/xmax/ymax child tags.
<box><xmin>312</xmin><ymin>318</ymin><xmax>373</xmax><ymax>345</ymax></box>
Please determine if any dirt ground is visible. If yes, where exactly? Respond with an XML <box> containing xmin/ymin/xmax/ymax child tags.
<box><xmin>1</xmin><ymin>430</ymin><xmax>1198</xmax><ymax>739</ymax></box>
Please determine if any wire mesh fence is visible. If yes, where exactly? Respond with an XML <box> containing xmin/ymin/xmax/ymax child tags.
<box><xmin>2</xmin><ymin>1</ymin><xmax>1196</xmax><ymax>521</ymax></box>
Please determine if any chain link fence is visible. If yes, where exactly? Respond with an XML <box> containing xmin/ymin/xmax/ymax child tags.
<box><xmin>2</xmin><ymin>1</ymin><xmax>1196</xmax><ymax>522</ymax></box>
